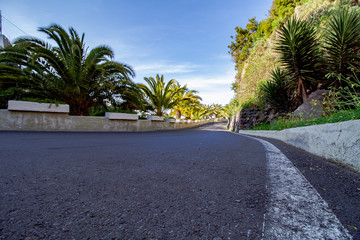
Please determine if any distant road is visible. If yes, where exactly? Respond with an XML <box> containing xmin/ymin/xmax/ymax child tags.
<box><xmin>0</xmin><ymin>123</ymin><xmax>358</xmax><ymax>239</ymax></box>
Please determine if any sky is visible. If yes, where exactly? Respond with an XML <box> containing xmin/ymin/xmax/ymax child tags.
<box><xmin>1</xmin><ymin>0</ymin><xmax>273</xmax><ymax>105</ymax></box>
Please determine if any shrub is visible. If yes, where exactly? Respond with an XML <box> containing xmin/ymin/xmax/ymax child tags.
<box><xmin>326</xmin><ymin>71</ymin><xmax>360</xmax><ymax>110</ymax></box>
<box><xmin>257</xmin><ymin>67</ymin><xmax>294</xmax><ymax>112</ymax></box>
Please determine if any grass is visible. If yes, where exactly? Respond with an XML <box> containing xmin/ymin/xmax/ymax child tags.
<box><xmin>250</xmin><ymin>108</ymin><xmax>360</xmax><ymax>130</ymax></box>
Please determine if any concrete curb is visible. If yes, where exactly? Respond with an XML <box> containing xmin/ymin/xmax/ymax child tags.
<box><xmin>239</xmin><ymin>119</ymin><xmax>360</xmax><ymax>173</ymax></box>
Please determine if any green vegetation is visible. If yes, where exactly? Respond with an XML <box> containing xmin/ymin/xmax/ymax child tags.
<box><xmin>275</xmin><ymin>16</ymin><xmax>321</xmax><ymax>103</ymax></box>
<box><xmin>257</xmin><ymin>67</ymin><xmax>294</xmax><ymax>111</ymax></box>
<box><xmin>250</xmin><ymin>108</ymin><xmax>360</xmax><ymax>130</ymax></box>
<box><xmin>227</xmin><ymin>0</ymin><xmax>360</xmax><ymax>129</ymax></box>
<box><xmin>0</xmin><ymin>24</ymin><xmax>135</xmax><ymax>115</ymax></box>
<box><xmin>324</xmin><ymin>7</ymin><xmax>360</xmax><ymax>88</ymax></box>
<box><xmin>0</xmin><ymin>24</ymin><xmax>227</xmax><ymax>119</ymax></box>
<box><xmin>327</xmin><ymin>71</ymin><xmax>360</xmax><ymax>110</ymax></box>
<box><xmin>137</xmin><ymin>74</ymin><xmax>182</xmax><ymax>116</ymax></box>
<box><xmin>171</xmin><ymin>83</ymin><xmax>202</xmax><ymax>119</ymax></box>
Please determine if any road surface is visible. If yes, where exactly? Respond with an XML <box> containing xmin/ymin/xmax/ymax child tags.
<box><xmin>0</xmin><ymin>122</ymin><xmax>359</xmax><ymax>239</ymax></box>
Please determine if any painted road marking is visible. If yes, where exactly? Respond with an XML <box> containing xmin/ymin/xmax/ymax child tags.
<box><xmin>243</xmin><ymin>136</ymin><xmax>352</xmax><ymax>239</ymax></box>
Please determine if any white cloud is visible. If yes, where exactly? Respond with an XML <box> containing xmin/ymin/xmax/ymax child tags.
<box><xmin>134</xmin><ymin>62</ymin><xmax>199</xmax><ymax>74</ymax></box>
<box><xmin>199</xmin><ymin>89</ymin><xmax>234</xmax><ymax>106</ymax></box>
<box><xmin>178</xmin><ymin>69</ymin><xmax>235</xmax><ymax>89</ymax></box>
<box><xmin>176</xmin><ymin>70</ymin><xmax>236</xmax><ymax>105</ymax></box>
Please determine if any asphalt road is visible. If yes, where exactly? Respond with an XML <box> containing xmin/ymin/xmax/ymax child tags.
<box><xmin>0</xmin><ymin>122</ymin><xmax>359</xmax><ymax>239</ymax></box>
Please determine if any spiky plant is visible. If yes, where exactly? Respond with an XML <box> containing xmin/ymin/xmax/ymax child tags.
<box><xmin>324</xmin><ymin>7</ymin><xmax>360</xmax><ymax>88</ymax></box>
<box><xmin>276</xmin><ymin>16</ymin><xmax>321</xmax><ymax>104</ymax></box>
<box><xmin>258</xmin><ymin>67</ymin><xmax>295</xmax><ymax>112</ymax></box>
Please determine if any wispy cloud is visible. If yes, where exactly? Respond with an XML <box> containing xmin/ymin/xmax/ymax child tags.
<box><xmin>178</xmin><ymin>70</ymin><xmax>235</xmax><ymax>89</ymax></box>
<box><xmin>135</xmin><ymin>62</ymin><xmax>199</xmax><ymax>74</ymax></box>
<box><xmin>176</xmin><ymin>69</ymin><xmax>236</xmax><ymax>105</ymax></box>
<box><xmin>198</xmin><ymin>89</ymin><xmax>234</xmax><ymax>106</ymax></box>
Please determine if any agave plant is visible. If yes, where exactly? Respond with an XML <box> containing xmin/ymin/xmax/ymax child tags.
<box><xmin>0</xmin><ymin>24</ymin><xmax>135</xmax><ymax>115</ymax></box>
<box><xmin>137</xmin><ymin>74</ymin><xmax>183</xmax><ymax>116</ymax></box>
<box><xmin>275</xmin><ymin>16</ymin><xmax>321</xmax><ymax>104</ymax></box>
<box><xmin>324</xmin><ymin>7</ymin><xmax>360</xmax><ymax>88</ymax></box>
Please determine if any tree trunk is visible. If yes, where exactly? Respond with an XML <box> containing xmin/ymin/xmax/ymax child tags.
<box><xmin>156</xmin><ymin>108</ymin><xmax>163</xmax><ymax>116</ymax></box>
<box><xmin>69</xmin><ymin>104</ymin><xmax>90</xmax><ymax>116</ymax></box>
<box><xmin>175</xmin><ymin>110</ymin><xmax>181</xmax><ymax>119</ymax></box>
<box><xmin>298</xmin><ymin>76</ymin><xmax>309</xmax><ymax>104</ymax></box>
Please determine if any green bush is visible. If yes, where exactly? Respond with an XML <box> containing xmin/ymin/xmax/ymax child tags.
<box><xmin>257</xmin><ymin>67</ymin><xmax>294</xmax><ymax>111</ymax></box>
<box><xmin>326</xmin><ymin>71</ymin><xmax>360</xmax><ymax>110</ymax></box>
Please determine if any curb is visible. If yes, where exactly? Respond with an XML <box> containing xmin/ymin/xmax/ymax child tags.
<box><xmin>239</xmin><ymin>119</ymin><xmax>360</xmax><ymax>173</ymax></box>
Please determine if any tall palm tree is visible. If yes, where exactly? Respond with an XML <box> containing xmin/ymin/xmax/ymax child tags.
<box><xmin>137</xmin><ymin>74</ymin><xmax>181</xmax><ymax>116</ymax></box>
<box><xmin>324</xmin><ymin>7</ymin><xmax>360</xmax><ymax>88</ymax></box>
<box><xmin>172</xmin><ymin>83</ymin><xmax>202</xmax><ymax>119</ymax></box>
<box><xmin>276</xmin><ymin>17</ymin><xmax>321</xmax><ymax>104</ymax></box>
<box><xmin>0</xmin><ymin>24</ymin><xmax>135</xmax><ymax>115</ymax></box>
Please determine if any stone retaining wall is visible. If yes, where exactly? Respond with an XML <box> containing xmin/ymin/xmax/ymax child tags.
<box><xmin>227</xmin><ymin>108</ymin><xmax>285</xmax><ymax>131</ymax></box>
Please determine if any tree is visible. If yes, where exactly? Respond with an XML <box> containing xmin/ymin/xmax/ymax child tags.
<box><xmin>324</xmin><ymin>7</ymin><xmax>360</xmax><ymax>88</ymax></box>
<box><xmin>228</xmin><ymin>17</ymin><xmax>258</xmax><ymax>67</ymax></box>
<box><xmin>211</xmin><ymin>104</ymin><xmax>226</xmax><ymax>118</ymax></box>
<box><xmin>198</xmin><ymin>104</ymin><xmax>214</xmax><ymax>119</ymax></box>
<box><xmin>183</xmin><ymin>102</ymin><xmax>202</xmax><ymax>120</ymax></box>
<box><xmin>275</xmin><ymin>17</ymin><xmax>321</xmax><ymax>104</ymax></box>
<box><xmin>171</xmin><ymin>83</ymin><xmax>202</xmax><ymax>119</ymax></box>
<box><xmin>0</xmin><ymin>24</ymin><xmax>135</xmax><ymax>115</ymax></box>
<box><xmin>137</xmin><ymin>74</ymin><xmax>181</xmax><ymax>116</ymax></box>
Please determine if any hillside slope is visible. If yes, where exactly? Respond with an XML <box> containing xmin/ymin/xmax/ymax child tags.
<box><xmin>231</xmin><ymin>0</ymin><xmax>346</xmax><ymax>110</ymax></box>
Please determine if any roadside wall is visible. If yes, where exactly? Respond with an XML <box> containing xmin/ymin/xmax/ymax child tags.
<box><xmin>227</xmin><ymin>108</ymin><xmax>286</xmax><ymax>131</ymax></box>
<box><xmin>0</xmin><ymin>110</ymin><xmax>222</xmax><ymax>132</ymax></box>
<box><xmin>239</xmin><ymin>120</ymin><xmax>360</xmax><ymax>173</ymax></box>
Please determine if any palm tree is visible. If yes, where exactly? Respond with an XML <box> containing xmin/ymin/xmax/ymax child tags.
<box><xmin>137</xmin><ymin>74</ymin><xmax>181</xmax><ymax>116</ymax></box>
<box><xmin>198</xmin><ymin>104</ymin><xmax>213</xmax><ymax>119</ymax></box>
<box><xmin>171</xmin><ymin>83</ymin><xmax>202</xmax><ymax>119</ymax></box>
<box><xmin>0</xmin><ymin>24</ymin><xmax>135</xmax><ymax>115</ymax></box>
<box><xmin>183</xmin><ymin>103</ymin><xmax>201</xmax><ymax>119</ymax></box>
<box><xmin>324</xmin><ymin>7</ymin><xmax>360</xmax><ymax>88</ymax></box>
<box><xmin>276</xmin><ymin>17</ymin><xmax>321</xmax><ymax>104</ymax></box>
<box><xmin>211</xmin><ymin>104</ymin><xmax>226</xmax><ymax>118</ymax></box>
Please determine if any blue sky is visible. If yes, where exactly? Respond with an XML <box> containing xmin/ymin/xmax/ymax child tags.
<box><xmin>1</xmin><ymin>0</ymin><xmax>273</xmax><ymax>105</ymax></box>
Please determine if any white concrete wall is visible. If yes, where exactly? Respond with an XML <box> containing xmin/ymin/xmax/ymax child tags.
<box><xmin>8</xmin><ymin>100</ymin><xmax>69</xmax><ymax>113</ymax></box>
<box><xmin>239</xmin><ymin>120</ymin><xmax>360</xmax><ymax>173</ymax></box>
<box><xmin>0</xmin><ymin>110</ymin><xmax>221</xmax><ymax>133</ymax></box>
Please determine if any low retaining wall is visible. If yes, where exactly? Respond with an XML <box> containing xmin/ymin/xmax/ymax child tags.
<box><xmin>0</xmin><ymin>110</ymin><xmax>222</xmax><ymax>132</ymax></box>
<box><xmin>227</xmin><ymin>108</ymin><xmax>286</xmax><ymax>131</ymax></box>
<box><xmin>239</xmin><ymin>120</ymin><xmax>360</xmax><ymax>173</ymax></box>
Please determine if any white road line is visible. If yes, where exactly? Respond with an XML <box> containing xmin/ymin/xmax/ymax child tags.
<box><xmin>243</xmin><ymin>135</ymin><xmax>352</xmax><ymax>239</ymax></box>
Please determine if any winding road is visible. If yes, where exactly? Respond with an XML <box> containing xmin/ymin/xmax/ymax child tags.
<box><xmin>0</xmin><ymin>122</ymin><xmax>359</xmax><ymax>239</ymax></box>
